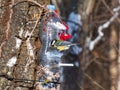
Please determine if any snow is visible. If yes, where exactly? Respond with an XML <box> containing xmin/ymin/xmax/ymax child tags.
<box><xmin>113</xmin><ymin>6</ymin><xmax>120</xmax><ymax>12</ymax></box>
<box><xmin>7</xmin><ymin>56</ymin><xmax>17</xmax><ymax>67</ymax></box>
<box><xmin>15</xmin><ymin>28</ymin><xmax>23</xmax><ymax>49</ymax></box>
<box><xmin>15</xmin><ymin>38</ymin><xmax>22</xmax><ymax>49</ymax></box>
<box><xmin>25</xmin><ymin>30</ymin><xmax>30</xmax><ymax>38</ymax></box>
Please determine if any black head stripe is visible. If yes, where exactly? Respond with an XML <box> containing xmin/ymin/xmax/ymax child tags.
<box><xmin>51</xmin><ymin>39</ymin><xmax>56</xmax><ymax>46</ymax></box>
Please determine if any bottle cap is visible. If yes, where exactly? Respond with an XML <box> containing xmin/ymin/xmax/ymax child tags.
<box><xmin>47</xmin><ymin>5</ymin><xmax>55</xmax><ymax>11</ymax></box>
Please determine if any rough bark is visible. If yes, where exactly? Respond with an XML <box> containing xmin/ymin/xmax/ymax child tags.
<box><xmin>0</xmin><ymin>0</ymin><xmax>49</xmax><ymax>90</ymax></box>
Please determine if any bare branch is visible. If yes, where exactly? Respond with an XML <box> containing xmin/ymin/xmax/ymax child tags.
<box><xmin>0</xmin><ymin>41</ymin><xmax>6</xmax><ymax>57</ymax></box>
<box><xmin>84</xmin><ymin>73</ymin><xmax>106</xmax><ymax>90</ymax></box>
<box><xmin>89</xmin><ymin>5</ymin><xmax>120</xmax><ymax>51</ymax></box>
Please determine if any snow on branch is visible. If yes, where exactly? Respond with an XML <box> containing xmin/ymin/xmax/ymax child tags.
<box><xmin>7</xmin><ymin>56</ymin><xmax>17</xmax><ymax>67</ymax></box>
<box><xmin>15</xmin><ymin>28</ymin><xmax>23</xmax><ymax>49</ymax></box>
<box><xmin>89</xmin><ymin>5</ymin><xmax>120</xmax><ymax>51</ymax></box>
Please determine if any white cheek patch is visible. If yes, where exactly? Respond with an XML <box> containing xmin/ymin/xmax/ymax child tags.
<box><xmin>51</xmin><ymin>40</ymin><xmax>56</xmax><ymax>46</ymax></box>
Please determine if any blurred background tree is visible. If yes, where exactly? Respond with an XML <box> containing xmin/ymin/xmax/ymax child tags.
<box><xmin>50</xmin><ymin>0</ymin><xmax>120</xmax><ymax>90</ymax></box>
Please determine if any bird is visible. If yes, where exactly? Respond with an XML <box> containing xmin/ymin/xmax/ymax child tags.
<box><xmin>50</xmin><ymin>39</ymin><xmax>76</xmax><ymax>51</ymax></box>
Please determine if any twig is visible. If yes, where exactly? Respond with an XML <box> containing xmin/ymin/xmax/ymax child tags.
<box><xmin>12</xmin><ymin>0</ymin><xmax>46</xmax><ymax>9</ymax></box>
<box><xmin>0</xmin><ymin>41</ymin><xmax>6</xmax><ymax>57</ymax></box>
<box><xmin>84</xmin><ymin>73</ymin><xmax>106</xmax><ymax>90</ymax></box>
<box><xmin>101</xmin><ymin>0</ymin><xmax>120</xmax><ymax>23</ymax></box>
<box><xmin>27</xmin><ymin>8</ymin><xmax>49</xmax><ymax>41</ymax></box>
<box><xmin>6</xmin><ymin>0</ymin><xmax>14</xmax><ymax>41</ymax></box>
<box><xmin>27</xmin><ymin>13</ymin><xmax>42</xmax><ymax>40</ymax></box>
<box><xmin>83</xmin><ymin>58</ymin><xmax>95</xmax><ymax>71</ymax></box>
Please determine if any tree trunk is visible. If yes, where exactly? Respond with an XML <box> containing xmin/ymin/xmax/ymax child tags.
<box><xmin>0</xmin><ymin>0</ymin><xmax>49</xmax><ymax>90</ymax></box>
<box><xmin>118</xmin><ymin>27</ymin><xmax>120</xmax><ymax>90</ymax></box>
<box><xmin>109</xmin><ymin>24</ymin><xmax>118</xmax><ymax>90</ymax></box>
